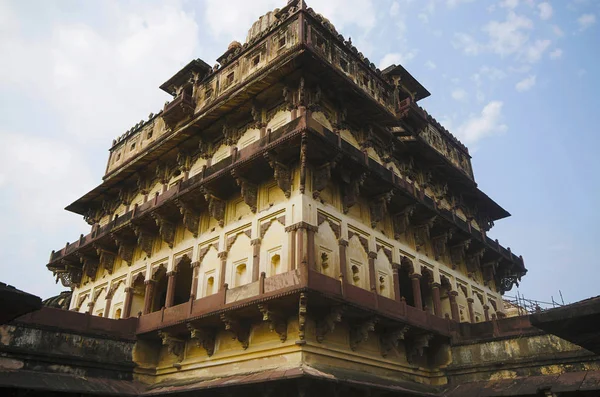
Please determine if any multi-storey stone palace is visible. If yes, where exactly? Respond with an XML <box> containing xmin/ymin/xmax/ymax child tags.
<box><xmin>2</xmin><ymin>2</ymin><xmax>599</xmax><ymax>396</ymax></box>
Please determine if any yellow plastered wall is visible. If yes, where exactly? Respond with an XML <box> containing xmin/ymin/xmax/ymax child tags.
<box><xmin>260</xmin><ymin>220</ymin><xmax>287</xmax><ymax>277</ymax></box>
<box><xmin>315</xmin><ymin>221</ymin><xmax>339</xmax><ymax>278</ymax></box>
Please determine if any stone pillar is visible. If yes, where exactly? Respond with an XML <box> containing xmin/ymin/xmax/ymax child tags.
<box><xmin>296</xmin><ymin>226</ymin><xmax>306</xmax><ymax>271</ymax></box>
<box><xmin>368</xmin><ymin>251</ymin><xmax>377</xmax><ymax>293</ymax></box>
<box><xmin>218</xmin><ymin>252</ymin><xmax>228</xmax><ymax>291</ymax></box>
<box><xmin>190</xmin><ymin>262</ymin><xmax>200</xmax><ymax>300</ymax></box>
<box><xmin>483</xmin><ymin>304</ymin><xmax>490</xmax><ymax>322</ymax></box>
<box><xmin>410</xmin><ymin>274</ymin><xmax>423</xmax><ymax>310</ymax></box>
<box><xmin>338</xmin><ymin>239</ymin><xmax>348</xmax><ymax>283</ymax></box>
<box><xmin>448</xmin><ymin>290</ymin><xmax>459</xmax><ymax>321</ymax></box>
<box><xmin>165</xmin><ymin>271</ymin><xmax>177</xmax><ymax>308</ymax></box>
<box><xmin>431</xmin><ymin>282</ymin><xmax>442</xmax><ymax>317</ymax></box>
<box><xmin>467</xmin><ymin>297</ymin><xmax>476</xmax><ymax>323</ymax></box>
<box><xmin>251</xmin><ymin>239</ymin><xmax>261</xmax><ymax>282</ymax></box>
<box><xmin>143</xmin><ymin>280</ymin><xmax>156</xmax><ymax>315</ymax></box>
<box><xmin>104</xmin><ymin>297</ymin><xmax>113</xmax><ymax>318</ymax></box>
<box><xmin>289</xmin><ymin>228</ymin><xmax>297</xmax><ymax>270</ymax></box>
<box><xmin>392</xmin><ymin>263</ymin><xmax>401</xmax><ymax>302</ymax></box>
<box><xmin>86</xmin><ymin>301</ymin><xmax>94</xmax><ymax>315</ymax></box>
<box><xmin>307</xmin><ymin>226</ymin><xmax>316</xmax><ymax>271</ymax></box>
<box><xmin>123</xmin><ymin>287</ymin><xmax>133</xmax><ymax>318</ymax></box>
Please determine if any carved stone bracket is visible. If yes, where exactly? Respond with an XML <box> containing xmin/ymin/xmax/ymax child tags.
<box><xmin>299</xmin><ymin>292</ymin><xmax>308</xmax><ymax>342</ymax></box>
<box><xmin>312</xmin><ymin>154</ymin><xmax>341</xmax><ymax>199</ymax></box>
<box><xmin>369</xmin><ymin>191</ymin><xmax>393</xmax><ymax>228</ymax></box>
<box><xmin>466</xmin><ymin>248</ymin><xmax>486</xmax><ymax>275</ymax></box>
<box><xmin>187</xmin><ymin>324</ymin><xmax>215</xmax><ymax>356</ymax></box>
<box><xmin>432</xmin><ymin>229</ymin><xmax>454</xmax><ymax>260</ymax></box>
<box><xmin>342</xmin><ymin>172</ymin><xmax>366</xmax><ymax>213</ymax></box>
<box><xmin>220</xmin><ymin>313</ymin><xmax>250</xmax><ymax>349</ymax></box>
<box><xmin>349</xmin><ymin>317</ymin><xmax>379</xmax><ymax>351</ymax></box>
<box><xmin>380</xmin><ymin>326</ymin><xmax>409</xmax><ymax>357</ymax></box>
<box><xmin>132</xmin><ymin>226</ymin><xmax>155</xmax><ymax>258</ymax></box>
<box><xmin>316</xmin><ymin>305</ymin><xmax>345</xmax><ymax>343</ymax></box>
<box><xmin>258</xmin><ymin>303</ymin><xmax>288</xmax><ymax>342</ymax></box>
<box><xmin>407</xmin><ymin>333</ymin><xmax>434</xmax><ymax>363</ymax></box>
<box><xmin>77</xmin><ymin>253</ymin><xmax>99</xmax><ymax>281</ymax></box>
<box><xmin>93</xmin><ymin>244</ymin><xmax>116</xmax><ymax>274</ymax></box>
<box><xmin>203</xmin><ymin>191</ymin><xmax>226</xmax><ymax>227</ymax></box>
<box><xmin>450</xmin><ymin>239</ymin><xmax>471</xmax><ymax>269</ymax></box>
<box><xmin>152</xmin><ymin>213</ymin><xmax>176</xmax><ymax>248</ymax></box>
<box><xmin>414</xmin><ymin>216</ymin><xmax>437</xmax><ymax>251</ymax></box>
<box><xmin>155</xmin><ymin>163</ymin><xmax>172</xmax><ymax>186</ymax></box>
<box><xmin>158</xmin><ymin>331</ymin><xmax>185</xmax><ymax>362</ymax></box>
<box><xmin>175</xmin><ymin>199</ymin><xmax>200</xmax><ymax>237</ymax></box>
<box><xmin>392</xmin><ymin>204</ymin><xmax>416</xmax><ymax>239</ymax></box>
<box><xmin>265</xmin><ymin>153</ymin><xmax>292</xmax><ymax>198</ymax></box>
<box><xmin>232</xmin><ymin>171</ymin><xmax>258</xmax><ymax>212</ymax></box>
<box><xmin>482</xmin><ymin>259</ymin><xmax>500</xmax><ymax>285</ymax></box>
<box><xmin>112</xmin><ymin>234</ymin><xmax>135</xmax><ymax>265</ymax></box>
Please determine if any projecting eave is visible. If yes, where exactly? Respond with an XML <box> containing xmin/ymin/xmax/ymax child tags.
<box><xmin>473</xmin><ymin>189</ymin><xmax>511</xmax><ymax>222</ymax></box>
<box><xmin>159</xmin><ymin>58</ymin><xmax>211</xmax><ymax>96</ymax></box>
<box><xmin>65</xmin><ymin>179</ymin><xmax>118</xmax><ymax>216</ymax></box>
<box><xmin>382</xmin><ymin>63</ymin><xmax>431</xmax><ymax>102</ymax></box>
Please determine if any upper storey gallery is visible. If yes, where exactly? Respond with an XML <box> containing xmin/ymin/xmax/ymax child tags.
<box><xmin>48</xmin><ymin>0</ymin><xmax>525</xmax><ymax>302</ymax></box>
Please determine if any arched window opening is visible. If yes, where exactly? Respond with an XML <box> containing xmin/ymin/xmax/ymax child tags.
<box><xmin>399</xmin><ymin>257</ymin><xmax>414</xmax><ymax>307</ymax></box>
<box><xmin>115</xmin><ymin>308</ymin><xmax>122</xmax><ymax>319</ymax></box>
<box><xmin>351</xmin><ymin>264</ymin><xmax>360</xmax><ymax>284</ymax></box>
<box><xmin>205</xmin><ymin>276</ymin><xmax>215</xmax><ymax>296</ymax></box>
<box><xmin>234</xmin><ymin>263</ymin><xmax>247</xmax><ymax>287</ymax></box>
<box><xmin>130</xmin><ymin>273</ymin><xmax>146</xmax><ymax>318</ymax></box>
<box><xmin>270</xmin><ymin>254</ymin><xmax>281</xmax><ymax>276</ymax></box>
<box><xmin>151</xmin><ymin>267</ymin><xmax>168</xmax><ymax>313</ymax></box>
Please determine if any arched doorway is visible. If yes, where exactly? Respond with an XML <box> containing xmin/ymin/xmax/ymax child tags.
<box><xmin>130</xmin><ymin>273</ymin><xmax>146</xmax><ymax>317</ymax></box>
<box><xmin>173</xmin><ymin>256</ymin><xmax>193</xmax><ymax>306</ymax></box>
<box><xmin>399</xmin><ymin>257</ymin><xmax>414</xmax><ymax>307</ymax></box>
<box><xmin>420</xmin><ymin>267</ymin><xmax>435</xmax><ymax>315</ymax></box>
<box><xmin>151</xmin><ymin>265</ymin><xmax>168</xmax><ymax>312</ymax></box>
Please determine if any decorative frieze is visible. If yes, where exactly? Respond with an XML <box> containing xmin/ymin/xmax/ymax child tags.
<box><xmin>298</xmin><ymin>292</ymin><xmax>308</xmax><ymax>342</ymax></box>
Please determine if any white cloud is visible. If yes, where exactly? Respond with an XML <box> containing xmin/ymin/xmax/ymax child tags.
<box><xmin>452</xmin><ymin>88</ymin><xmax>468</xmax><ymax>100</ymax></box>
<box><xmin>379</xmin><ymin>51</ymin><xmax>417</xmax><ymax>68</ymax></box>
<box><xmin>390</xmin><ymin>1</ymin><xmax>400</xmax><ymax>16</ymax></box>
<box><xmin>515</xmin><ymin>75</ymin><xmax>536</xmax><ymax>91</ymax></box>
<box><xmin>538</xmin><ymin>2</ymin><xmax>553</xmax><ymax>20</ymax></box>
<box><xmin>455</xmin><ymin>101</ymin><xmax>507</xmax><ymax>144</ymax></box>
<box><xmin>447</xmin><ymin>0</ymin><xmax>474</xmax><ymax>7</ymax></box>
<box><xmin>425</xmin><ymin>60</ymin><xmax>437</xmax><ymax>69</ymax></box>
<box><xmin>523</xmin><ymin>39</ymin><xmax>551</xmax><ymax>63</ymax></box>
<box><xmin>453</xmin><ymin>32</ymin><xmax>481</xmax><ymax>55</ymax></box>
<box><xmin>483</xmin><ymin>11</ymin><xmax>533</xmax><ymax>57</ymax></box>
<box><xmin>549</xmin><ymin>48</ymin><xmax>563</xmax><ymax>59</ymax></box>
<box><xmin>500</xmin><ymin>0</ymin><xmax>519</xmax><ymax>9</ymax></box>
<box><xmin>578</xmin><ymin>14</ymin><xmax>596</xmax><ymax>31</ymax></box>
<box><xmin>552</xmin><ymin>25</ymin><xmax>564</xmax><ymax>37</ymax></box>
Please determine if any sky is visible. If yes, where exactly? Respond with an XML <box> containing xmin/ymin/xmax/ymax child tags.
<box><xmin>0</xmin><ymin>0</ymin><xmax>598</xmax><ymax>305</ymax></box>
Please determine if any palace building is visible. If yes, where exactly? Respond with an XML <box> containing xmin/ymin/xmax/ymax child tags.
<box><xmin>2</xmin><ymin>1</ymin><xmax>599</xmax><ymax>396</ymax></box>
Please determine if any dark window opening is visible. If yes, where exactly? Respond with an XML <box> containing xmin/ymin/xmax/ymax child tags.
<box><xmin>226</xmin><ymin>72</ymin><xmax>235</xmax><ymax>86</ymax></box>
<box><xmin>279</xmin><ymin>36</ymin><xmax>286</xmax><ymax>49</ymax></box>
<box><xmin>340</xmin><ymin>58</ymin><xmax>349</xmax><ymax>72</ymax></box>
<box><xmin>252</xmin><ymin>55</ymin><xmax>260</xmax><ymax>67</ymax></box>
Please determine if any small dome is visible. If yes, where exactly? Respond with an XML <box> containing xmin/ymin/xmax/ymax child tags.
<box><xmin>228</xmin><ymin>41</ymin><xmax>242</xmax><ymax>51</ymax></box>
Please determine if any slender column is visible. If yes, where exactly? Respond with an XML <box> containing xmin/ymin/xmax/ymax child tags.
<box><xmin>307</xmin><ymin>226</ymin><xmax>316</xmax><ymax>270</ymax></box>
<box><xmin>123</xmin><ymin>287</ymin><xmax>133</xmax><ymax>318</ymax></box>
<box><xmin>165</xmin><ymin>271</ymin><xmax>177</xmax><ymax>308</ymax></box>
<box><xmin>190</xmin><ymin>262</ymin><xmax>200</xmax><ymax>300</ymax></box>
<box><xmin>448</xmin><ymin>291</ymin><xmax>460</xmax><ymax>321</ymax></box>
<box><xmin>86</xmin><ymin>301</ymin><xmax>94</xmax><ymax>314</ymax></box>
<box><xmin>338</xmin><ymin>239</ymin><xmax>348</xmax><ymax>284</ymax></box>
<box><xmin>392</xmin><ymin>263</ymin><xmax>401</xmax><ymax>302</ymax></box>
<box><xmin>467</xmin><ymin>297</ymin><xmax>476</xmax><ymax>323</ymax></box>
<box><xmin>431</xmin><ymin>282</ymin><xmax>442</xmax><ymax>317</ymax></box>
<box><xmin>368</xmin><ymin>251</ymin><xmax>377</xmax><ymax>293</ymax></box>
<box><xmin>297</xmin><ymin>226</ymin><xmax>306</xmax><ymax>270</ymax></box>
<box><xmin>290</xmin><ymin>229</ymin><xmax>297</xmax><ymax>270</ymax></box>
<box><xmin>483</xmin><ymin>304</ymin><xmax>490</xmax><ymax>322</ymax></box>
<box><xmin>143</xmin><ymin>280</ymin><xmax>156</xmax><ymax>315</ymax></box>
<box><xmin>410</xmin><ymin>274</ymin><xmax>423</xmax><ymax>310</ymax></box>
<box><xmin>251</xmin><ymin>239</ymin><xmax>261</xmax><ymax>282</ymax></box>
<box><xmin>218</xmin><ymin>252</ymin><xmax>228</xmax><ymax>291</ymax></box>
<box><xmin>104</xmin><ymin>297</ymin><xmax>113</xmax><ymax>318</ymax></box>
